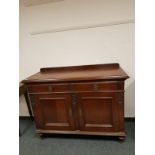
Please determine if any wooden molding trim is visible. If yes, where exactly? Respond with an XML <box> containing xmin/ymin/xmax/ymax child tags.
<box><xmin>19</xmin><ymin>116</ymin><xmax>135</xmax><ymax>121</ymax></box>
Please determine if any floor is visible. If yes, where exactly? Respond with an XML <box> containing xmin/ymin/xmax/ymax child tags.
<box><xmin>19</xmin><ymin>119</ymin><xmax>135</xmax><ymax>155</ymax></box>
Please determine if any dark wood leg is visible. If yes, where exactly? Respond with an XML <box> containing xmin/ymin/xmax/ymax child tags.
<box><xmin>24</xmin><ymin>92</ymin><xmax>34</xmax><ymax>121</ymax></box>
<box><xmin>118</xmin><ymin>136</ymin><xmax>125</xmax><ymax>142</ymax></box>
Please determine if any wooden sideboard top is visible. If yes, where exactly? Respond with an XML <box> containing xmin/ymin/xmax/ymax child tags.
<box><xmin>22</xmin><ymin>63</ymin><xmax>129</xmax><ymax>83</ymax></box>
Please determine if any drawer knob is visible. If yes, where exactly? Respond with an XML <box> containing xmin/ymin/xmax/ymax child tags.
<box><xmin>48</xmin><ymin>85</ymin><xmax>53</xmax><ymax>91</ymax></box>
<box><xmin>92</xmin><ymin>84</ymin><xmax>98</xmax><ymax>91</ymax></box>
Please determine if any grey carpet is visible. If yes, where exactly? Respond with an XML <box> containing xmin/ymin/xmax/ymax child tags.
<box><xmin>19</xmin><ymin>120</ymin><xmax>135</xmax><ymax>155</ymax></box>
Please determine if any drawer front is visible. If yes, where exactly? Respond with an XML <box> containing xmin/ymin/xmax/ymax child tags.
<box><xmin>27</xmin><ymin>84</ymin><xmax>70</xmax><ymax>93</ymax></box>
<box><xmin>72</xmin><ymin>81</ymin><xmax>123</xmax><ymax>91</ymax></box>
<box><xmin>27</xmin><ymin>81</ymin><xmax>123</xmax><ymax>93</ymax></box>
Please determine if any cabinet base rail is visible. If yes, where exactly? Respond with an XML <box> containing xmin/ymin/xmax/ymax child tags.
<box><xmin>36</xmin><ymin>129</ymin><xmax>126</xmax><ymax>137</ymax></box>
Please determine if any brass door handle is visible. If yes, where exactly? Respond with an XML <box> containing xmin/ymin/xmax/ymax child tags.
<box><xmin>68</xmin><ymin>108</ymin><xmax>72</xmax><ymax>117</ymax></box>
<box><xmin>92</xmin><ymin>84</ymin><xmax>98</xmax><ymax>91</ymax></box>
<box><xmin>71</xmin><ymin>94</ymin><xmax>77</xmax><ymax>105</ymax></box>
<box><xmin>79</xmin><ymin>108</ymin><xmax>82</xmax><ymax>117</ymax></box>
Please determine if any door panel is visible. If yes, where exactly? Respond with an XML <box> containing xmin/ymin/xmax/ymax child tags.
<box><xmin>77</xmin><ymin>92</ymin><xmax>119</xmax><ymax>132</ymax></box>
<box><xmin>30</xmin><ymin>93</ymin><xmax>75</xmax><ymax>131</ymax></box>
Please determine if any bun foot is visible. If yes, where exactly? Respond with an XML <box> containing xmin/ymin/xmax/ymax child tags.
<box><xmin>35</xmin><ymin>133</ymin><xmax>44</xmax><ymax>139</ymax></box>
<box><xmin>39</xmin><ymin>133</ymin><xmax>44</xmax><ymax>139</ymax></box>
<box><xmin>118</xmin><ymin>136</ymin><xmax>125</xmax><ymax>142</ymax></box>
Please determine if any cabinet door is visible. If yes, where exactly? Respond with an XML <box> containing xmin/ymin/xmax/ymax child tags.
<box><xmin>30</xmin><ymin>93</ymin><xmax>75</xmax><ymax>131</ymax></box>
<box><xmin>77</xmin><ymin>92</ymin><xmax>120</xmax><ymax>132</ymax></box>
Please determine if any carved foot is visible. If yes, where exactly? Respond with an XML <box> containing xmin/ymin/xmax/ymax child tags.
<box><xmin>118</xmin><ymin>136</ymin><xmax>125</xmax><ymax>142</ymax></box>
<box><xmin>39</xmin><ymin>133</ymin><xmax>44</xmax><ymax>138</ymax></box>
<box><xmin>35</xmin><ymin>133</ymin><xmax>44</xmax><ymax>139</ymax></box>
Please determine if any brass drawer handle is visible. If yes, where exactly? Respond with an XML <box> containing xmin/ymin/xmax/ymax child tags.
<box><xmin>48</xmin><ymin>85</ymin><xmax>53</xmax><ymax>91</ymax></box>
<box><xmin>92</xmin><ymin>84</ymin><xmax>98</xmax><ymax>91</ymax></box>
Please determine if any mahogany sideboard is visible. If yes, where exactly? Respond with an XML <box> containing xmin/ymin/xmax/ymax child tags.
<box><xmin>22</xmin><ymin>63</ymin><xmax>129</xmax><ymax>140</ymax></box>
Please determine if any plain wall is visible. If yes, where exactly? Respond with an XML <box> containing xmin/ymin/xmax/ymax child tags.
<box><xmin>19</xmin><ymin>0</ymin><xmax>135</xmax><ymax>117</ymax></box>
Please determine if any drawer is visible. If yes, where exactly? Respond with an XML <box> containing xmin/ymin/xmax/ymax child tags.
<box><xmin>27</xmin><ymin>84</ymin><xmax>70</xmax><ymax>93</ymax></box>
<box><xmin>27</xmin><ymin>82</ymin><xmax>124</xmax><ymax>93</ymax></box>
<box><xmin>72</xmin><ymin>81</ymin><xmax>123</xmax><ymax>91</ymax></box>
